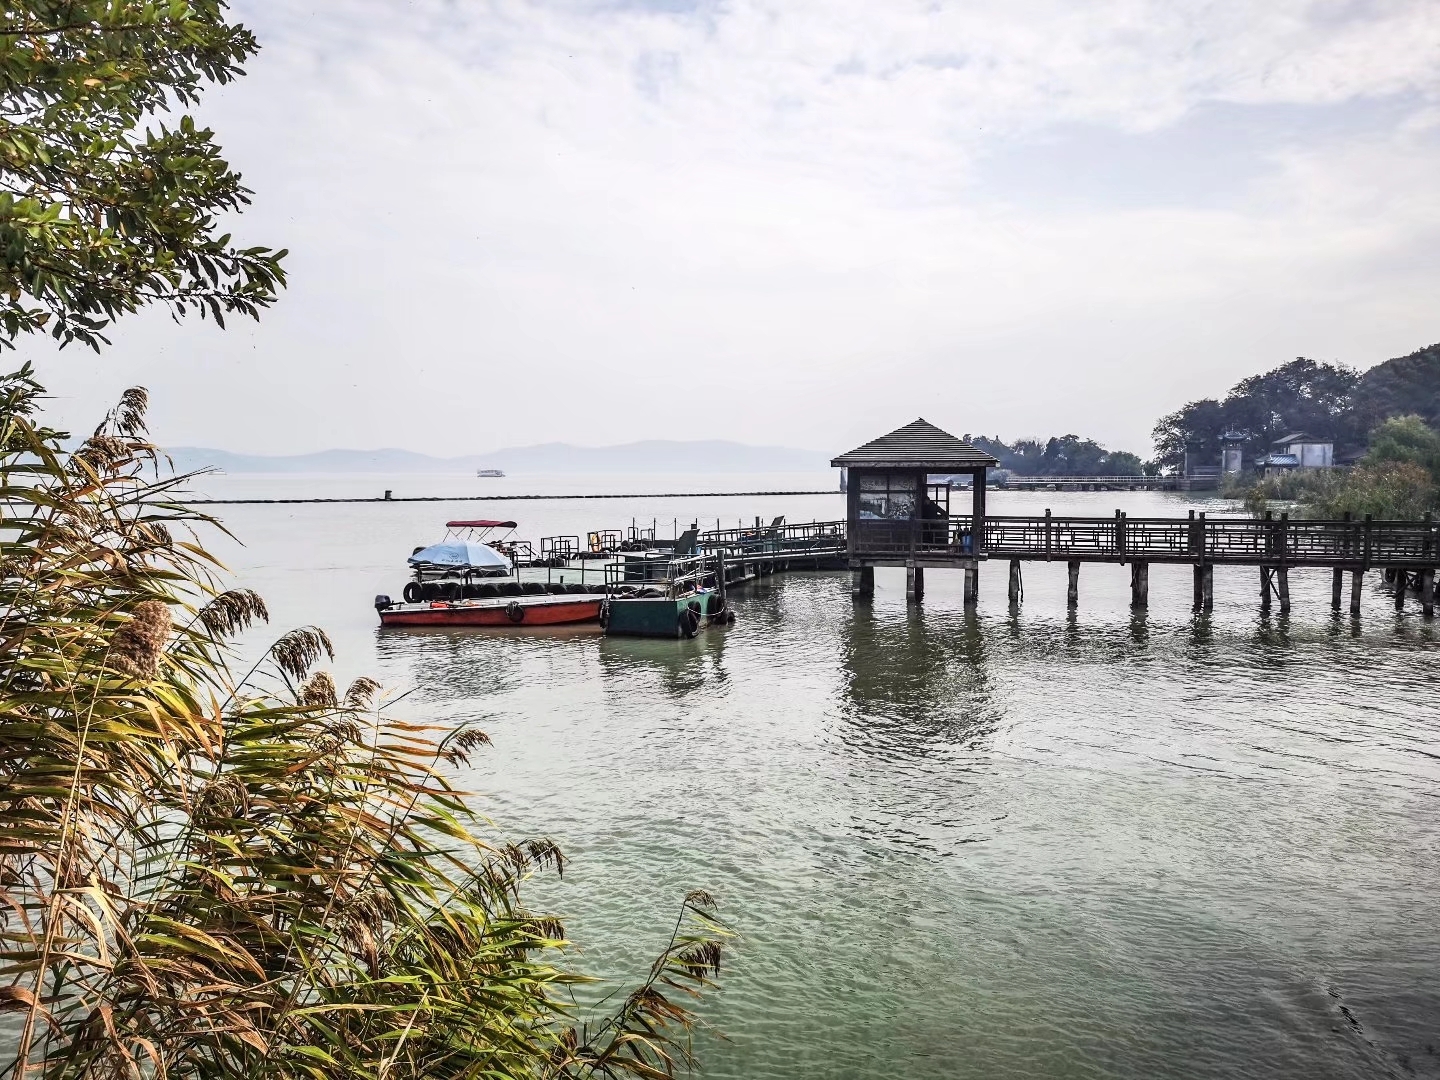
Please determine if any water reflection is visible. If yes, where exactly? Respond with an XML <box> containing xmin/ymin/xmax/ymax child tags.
<box><xmin>375</xmin><ymin>626</ymin><xmax>535</xmax><ymax>700</ymax></box>
<box><xmin>838</xmin><ymin>602</ymin><xmax>1000</xmax><ymax>758</ymax></box>
<box><xmin>597</xmin><ymin>630</ymin><xmax>731</xmax><ymax>702</ymax></box>
<box><xmin>1128</xmin><ymin>610</ymin><xmax>1150</xmax><ymax>646</ymax></box>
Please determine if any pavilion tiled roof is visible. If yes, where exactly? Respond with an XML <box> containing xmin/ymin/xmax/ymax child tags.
<box><xmin>831</xmin><ymin>419</ymin><xmax>999</xmax><ymax>469</ymax></box>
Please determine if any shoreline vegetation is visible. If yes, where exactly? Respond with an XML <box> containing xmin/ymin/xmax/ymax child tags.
<box><xmin>969</xmin><ymin>434</ymin><xmax>1146</xmax><ymax>478</ymax></box>
<box><xmin>1157</xmin><ymin>347</ymin><xmax>1440</xmax><ymax>518</ymax></box>
<box><xmin>0</xmin><ymin>4</ymin><xmax>726</xmax><ymax>1077</ymax></box>
<box><xmin>1230</xmin><ymin>414</ymin><xmax>1440</xmax><ymax>519</ymax></box>
<box><xmin>0</xmin><ymin>366</ymin><xmax>728</xmax><ymax>1078</ymax></box>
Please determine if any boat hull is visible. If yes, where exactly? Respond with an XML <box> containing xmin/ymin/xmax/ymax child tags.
<box><xmin>379</xmin><ymin>595</ymin><xmax>602</xmax><ymax>628</ymax></box>
<box><xmin>604</xmin><ymin>591</ymin><xmax>729</xmax><ymax>638</ymax></box>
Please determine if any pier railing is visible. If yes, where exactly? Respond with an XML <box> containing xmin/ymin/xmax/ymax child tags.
<box><xmin>980</xmin><ymin>513</ymin><xmax>1438</xmax><ymax>566</ymax></box>
<box><xmin>724</xmin><ymin>513</ymin><xmax>1440</xmax><ymax>569</ymax></box>
<box><xmin>696</xmin><ymin>520</ymin><xmax>846</xmax><ymax>558</ymax></box>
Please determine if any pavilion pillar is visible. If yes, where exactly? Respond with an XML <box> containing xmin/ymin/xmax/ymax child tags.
<box><xmin>906</xmin><ymin>565</ymin><xmax>924</xmax><ymax>602</ymax></box>
<box><xmin>1350</xmin><ymin>569</ymin><xmax>1363</xmax><ymax>615</ymax></box>
<box><xmin>1331</xmin><ymin>568</ymin><xmax>1344</xmax><ymax>612</ymax></box>
<box><xmin>1007</xmin><ymin>559</ymin><xmax>1022</xmax><ymax>604</ymax></box>
<box><xmin>971</xmin><ymin>467</ymin><xmax>987</xmax><ymax>558</ymax></box>
<box><xmin>1130</xmin><ymin>561</ymin><xmax>1148</xmax><ymax>608</ymax></box>
<box><xmin>1066</xmin><ymin>560</ymin><xmax>1080</xmax><ymax>607</ymax></box>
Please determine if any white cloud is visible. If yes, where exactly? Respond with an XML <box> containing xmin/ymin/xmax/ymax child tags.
<box><xmin>32</xmin><ymin>0</ymin><xmax>1440</xmax><ymax>457</ymax></box>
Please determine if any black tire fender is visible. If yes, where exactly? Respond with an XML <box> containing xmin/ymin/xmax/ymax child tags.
<box><xmin>677</xmin><ymin>605</ymin><xmax>700</xmax><ymax>639</ymax></box>
<box><xmin>506</xmin><ymin>600</ymin><xmax>526</xmax><ymax>623</ymax></box>
<box><xmin>598</xmin><ymin>600</ymin><xmax>610</xmax><ymax>630</ymax></box>
<box><xmin>403</xmin><ymin>581</ymin><xmax>423</xmax><ymax>604</ymax></box>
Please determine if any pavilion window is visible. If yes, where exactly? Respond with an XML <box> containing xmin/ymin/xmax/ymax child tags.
<box><xmin>856</xmin><ymin>472</ymin><xmax>917</xmax><ymax>521</ymax></box>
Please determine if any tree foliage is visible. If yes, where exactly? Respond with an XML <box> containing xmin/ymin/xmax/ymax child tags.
<box><xmin>1150</xmin><ymin>358</ymin><xmax>1361</xmax><ymax>474</ymax></box>
<box><xmin>1366</xmin><ymin>414</ymin><xmax>1440</xmax><ymax>476</ymax></box>
<box><xmin>0</xmin><ymin>1</ymin><xmax>285</xmax><ymax>350</ymax></box>
<box><xmin>1353</xmin><ymin>343</ymin><xmax>1440</xmax><ymax>432</ymax></box>
<box><xmin>0</xmin><ymin>368</ymin><xmax>728</xmax><ymax>1079</ymax></box>
<box><xmin>1152</xmin><ymin>345</ymin><xmax>1440</xmax><ymax>474</ymax></box>
<box><xmin>970</xmin><ymin>434</ymin><xmax>1143</xmax><ymax>477</ymax></box>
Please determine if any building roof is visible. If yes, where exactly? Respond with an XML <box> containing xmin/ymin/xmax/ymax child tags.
<box><xmin>1272</xmin><ymin>431</ymin><xmax>1329</xmax><ymax>446</ymax></box>
<box><xmin>831</xmin><ymin>419</ymin><xmax>999</xmax><ymax>469</ymax></box>
<box><xmin>1258</xmin><ymin>453</ymin><xmax>1300</xmax><ymax>467</ymax></box>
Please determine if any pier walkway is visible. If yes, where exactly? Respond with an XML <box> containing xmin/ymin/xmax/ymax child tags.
<box><xmin>692</xmin><ymin>511</ymin><xmax>1440</xmax><ymax>617</ymax></box>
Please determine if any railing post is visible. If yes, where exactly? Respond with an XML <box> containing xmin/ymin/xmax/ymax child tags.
<box><xmin>1116</xmin><ymin>509</ymin><xmax>1125</xmax><ymax>563</ymax></box>
<box><xmin>1363</xmin><ymin>513</ymin><xmax>1373</xmax><ymax>569</ymax></box>
<box><xmin>1045</xmin><ymin>509</ymin><xmax>1052</xmax><ymax>562</ymax></box>
<box><xmin>1279</xmin><ymin>511</ymin><xmax>1289</xmax><ymax>566</ymax></box>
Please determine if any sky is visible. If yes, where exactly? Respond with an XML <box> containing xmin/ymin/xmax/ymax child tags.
<box><xmin>33</xmin><ymin>0</ymin><xmax>1440</xmax><ymax>458</ymax></box>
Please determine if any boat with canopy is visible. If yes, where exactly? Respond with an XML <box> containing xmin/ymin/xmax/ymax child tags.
<box><xmin>375</xmin><ymin>520</ymin><xmax>607</xmax><ymax>628</ymax></box>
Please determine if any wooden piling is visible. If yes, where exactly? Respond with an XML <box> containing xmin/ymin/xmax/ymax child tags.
<box><xmin>906</xmin><ymin>565</ymin><xmax>924</xmax><ymax>602</ymax></box>
<box><xmin>1066</xmin><ymin>560</ymin><xmax>1080</xmax><ymax>607</ymax></box>
<box><xmin>1350</xmin><ymin>569</ymin><xmax>1363</xmax><ymax>615</ymax></box>
<box><xmin>851</xmin><ymin>566</ymin><xmax>874</xmax><ymax>597</ymax></box>
<box><xmin>1130</xmin><ymin>561</ymin><xmax>1148</xmax><ymax>608</ymax></box>
<box><xmin>1395</xmin><ymin>570</ymin><xmax>1407</xmax><ymax>611</ymax></box>
<box><xmin>1277</xmin><ymin>567</ymin><xmax>1290</xmax><ymax>614</ymax></box>
<box><xmin>1422</xmin><ymin>569</ymin><xmax>1435</xmax><ymax>620</ymax></box>
<box><xmin>1007</xmin><ymin>559</ymin><xmax>1022</xmax><ymax>604</ymax></box>
<box><xmin>1193</xmin><ymin>564</ymin><xmax>1213</xmax><ymax>612</ymax></box>
<box><xmin>1260</xmin><ymin>567</ymin><xmax>1272</xmax><ymax>613</ymax></box>
<box><xmin>964</xmin><ymin>567</ymin><xmax>979</xmax><ymax>607</ymax></box>
<box><xmin>1331</xmin><ymin>567</ymin><xmax>1344</xmax><ymax>612</ymax></box>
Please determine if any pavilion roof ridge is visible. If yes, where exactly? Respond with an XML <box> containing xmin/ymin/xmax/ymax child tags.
<box><xmin>830</xmin><ymin>418</ymin><xmax>999</xmax><ymax>470</ymax></box>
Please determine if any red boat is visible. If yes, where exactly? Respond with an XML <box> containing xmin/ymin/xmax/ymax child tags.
<box><xmin>376</xmin><ymin>592</ymin><xmax>604</xmax><ymax>628</ymax></box>
<box><xmin>375</xmin><ymin>519</ymin><xmax>607</xmax><ymax>628</ymax></box>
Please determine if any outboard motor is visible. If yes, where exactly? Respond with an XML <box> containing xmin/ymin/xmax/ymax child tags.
<box><xmin>374</xmin><ymin>594</ymin><xmax>392</xmax><ymax>611</ymax></box>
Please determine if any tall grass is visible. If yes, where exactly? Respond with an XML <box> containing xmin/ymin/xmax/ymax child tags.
<box><xmin>1237</xmin><ymin>462</ymin><xmax>1437</xmax><ymax>519</ymax></box>
<box><xmin>0</xmin><ymin>365</ymin><xmax>726</xmax><ymax>1079</ymax></box>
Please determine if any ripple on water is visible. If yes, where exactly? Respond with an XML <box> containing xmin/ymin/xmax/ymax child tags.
<box><xmin>360</xmin><ymin>568</ymin><xmax>1440</xmax><ymax>1080</ymax></box>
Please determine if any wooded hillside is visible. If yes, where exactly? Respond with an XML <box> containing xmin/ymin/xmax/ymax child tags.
<box><xmin>1150</xmin><ymin>342</ymin><xmax>1440</xmax><ymax>473</ymax></box>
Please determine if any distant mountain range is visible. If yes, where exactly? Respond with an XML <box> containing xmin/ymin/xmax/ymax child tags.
<box><xmin>164</xmin><ymin>440</ymin><xmax>830</xmax><ymax>475</ymax></box>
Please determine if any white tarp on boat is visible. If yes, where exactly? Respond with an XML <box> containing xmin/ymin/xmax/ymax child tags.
<box><xmin>408</xmin><ymin>541</ymin><xmax>512</xmax><ymax>572</ymax></box>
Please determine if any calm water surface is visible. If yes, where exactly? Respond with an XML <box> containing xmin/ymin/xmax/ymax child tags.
<box><xmin>197</xmin><ymin>475</ymin><xmax>1440</xmax><ymax>1080</ymax></box>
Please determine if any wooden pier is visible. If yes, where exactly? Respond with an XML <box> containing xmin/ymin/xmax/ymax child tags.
<box><xmin>811</xmin><ymin>418</ymin><xmax>1437</xmax><ymax>617</ymax></box>
<box><xmin>691</xmin><ymin>511</ymin><xmax>1439</xmax><ymax>617</ymax></box>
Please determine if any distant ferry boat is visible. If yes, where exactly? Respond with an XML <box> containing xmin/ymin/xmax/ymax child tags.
<box><xmin>476</xmin><ymin>468</ymin><xmax>505</xmax><ymax>477</ymax></box>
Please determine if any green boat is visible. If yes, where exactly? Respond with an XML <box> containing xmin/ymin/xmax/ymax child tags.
<box><xmin>601</xmin><ymin>552</ymin><xmax>735</xmax><ymax>638</ymax></box>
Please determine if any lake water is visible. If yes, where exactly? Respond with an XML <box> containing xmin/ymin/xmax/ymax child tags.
<box><xmin>193</xmin><ymin>472</ymin><xmax>1440</xmax><ymax>1080</ymax></box>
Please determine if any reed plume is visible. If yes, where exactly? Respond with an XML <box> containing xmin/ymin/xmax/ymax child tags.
<box><xmin>110</xmin><ymin>599</ymin><xmax>172</xmax><ymax>677</ymax></box>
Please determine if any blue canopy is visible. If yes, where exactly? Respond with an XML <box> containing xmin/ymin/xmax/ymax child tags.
<box><xmin>408</xmin><ymin>540</ymin><xmax>512</xmax><ymax>572</ymax></box>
